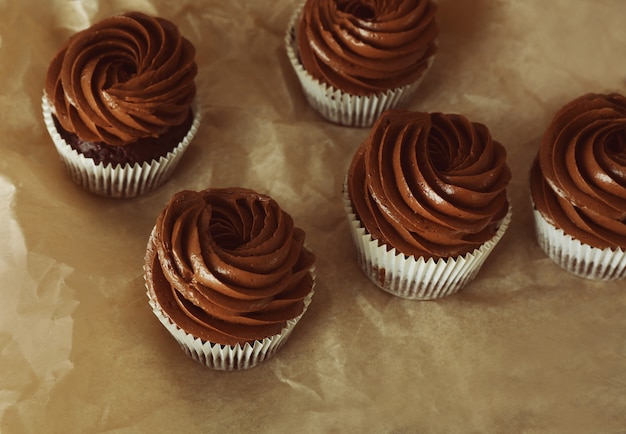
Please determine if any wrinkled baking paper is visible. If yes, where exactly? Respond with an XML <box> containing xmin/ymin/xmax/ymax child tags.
<box><xmin>1</xmin><ymin>0</ymin><xmax>625</xmax><ymax>432</ymax></box>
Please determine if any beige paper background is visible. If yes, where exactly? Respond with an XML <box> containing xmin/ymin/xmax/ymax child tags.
<box><xmin>1</xmin><ymin>0</ymin><xmax>625</xmax><ymax>432</ymax></box>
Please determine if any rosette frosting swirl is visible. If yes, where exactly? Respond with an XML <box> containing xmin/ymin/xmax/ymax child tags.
<box><xmin>148</xmin><ymin>188</ymin><xmax>316</xmax><ymax>346</ymax></box>
<box><xmin>530</xmin><ymin>93</ymin><xmax>626</xmax><ymax>249</ymax></box>
<box><xmin>45</xmin><ymin>12</ymin><xmax>197</xmax><ymax>146</ymax></box>
<box><xmin>296</xmin><ymin>0</ymin><xmax>438</xmax><ymax>96</ymax></box>
<box><xmin>347</xmin><ymin>110</ymin><xmax>511</xmax><ymax>259</ymax></box>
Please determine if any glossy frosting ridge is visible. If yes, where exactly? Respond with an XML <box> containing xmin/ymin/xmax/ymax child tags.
<box><xmin>149</xmin><ymin>188</ymin><xmax>316</xmax><ymax>346</ymax></box>
<box><xmin>297</xmin><ymin>0</ymin><xmax>438</xmax><ymax>96</ymax></box>
<box><xmin>530</xmin><ymin>93</ymin><xmax>626</xmax><ymax>249</ymax></box>
<box><xmin>348</xmin><ymin>109</ymin><xmax>511</xmax><ymax>259</ymax></box>
<box><xmin>45</xmin><ymin>12</ymin><xmax>197</xmax><ymax>146</ymax></box>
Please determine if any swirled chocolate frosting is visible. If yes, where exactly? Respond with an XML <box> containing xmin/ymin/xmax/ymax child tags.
<box><xmin>530</xmin><ymin>93</ymin><xmax>626</xmax><ymax>249</ymax></box>
<box><xmin>347</xmin><ymin>110</ymin><xmax>511</xmax><ymax>259</ymax></box>
<box><xmin>147</xmin><ymin>188</ymin><xmax>316</xmax><ymax>346</ymax></box>
<box><xmin>45</xmin><ymin>12</ymin><xmax>197</xmax><ymax>147</ymax></box>
<box><xmin>296</xmin><ymin>0</ymin><xmax>438</xmax><ymax>96</ymax></box>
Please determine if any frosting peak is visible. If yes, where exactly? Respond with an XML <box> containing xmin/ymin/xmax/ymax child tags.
<box><xmin>45</xmin><ymin>12</ymin><xmax>197</xmax><ymax>146</ymax></box>
<box><xmin>296</xmin><ymin>0</ymin><xmax>438</xmax><ymax>96</ymax></box>
<box><xmin>348</xmin><ymin>110</ymin><xmax>511</xmax><ymax>259</ymax></box>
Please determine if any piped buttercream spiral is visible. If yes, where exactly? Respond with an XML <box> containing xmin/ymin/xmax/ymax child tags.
<box><xmin>147</xmin><ymin>188</ymin><xmax>316</xmax><ymax>346</ymax></box>
<box><xmin>347</xmin><ymin>109</ymin><xmax>511</xmax><ymax>259</ymax></box>
<box><xmin>296</xmin><ymin>0</ymin><xmax>438</xmax><ymax>96</ymax></box>
<box><xmin>45</xmin><ymin>12</ymin><xmax>197</xmax><ymax>146</ymax></box>
<box><xmin>530</xmin><ymin>92</ymin><xmax>626</xmax><ymax>249</ymax></box>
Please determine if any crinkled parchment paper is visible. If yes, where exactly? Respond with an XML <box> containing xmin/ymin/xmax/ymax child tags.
<box><xmin>1</xmin><ymin>0</ymin><xmax>625</xmax><ymax>432</ymax></box>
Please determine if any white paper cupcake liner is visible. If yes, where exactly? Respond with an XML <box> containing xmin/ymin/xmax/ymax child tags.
<box><xmin>343</xmin><ymin>186</ymin><xmax>512</xmax><ymax>299</ymax></box>
<box><xmin>144</xmin><ymin>229</ymin><xmax>315</xmax><ymax>370</ymax></box>
<box><xmin>285</xmin><ymin>5</ymin><xmax>434</xmax><ymax>128</ymax></box>
<box><xmin>42</xmin><ymin>95</ymin><xmax>201</xmax><ymax>199</ymax></box>
<box><xmin>532</xmin><ymin>205</ymin><xmax>626</xmax><ymax>280</ymax></box>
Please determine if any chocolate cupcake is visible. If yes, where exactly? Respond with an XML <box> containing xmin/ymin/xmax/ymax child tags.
<box><xmin>530</xmin><ymin>93</ymin><xmax>626</xmax><ymax>280</ymax></box>
<box><xmin>345</xmin><ymin>110</ymin><xmax>512</xmax><ymax>299</ymax></box>
<box><xmin>144</xmin><ymin>188</ymin><xmax>316</xmax><ymax>370</ymax></box>
<box><xmin>286</xmin><ymin>0</ymin><xmax>438</xmax><ymax>127</ymax></box>
<box><xmin>42</xmin><ymin>12</ymin><xmax>200</xmax><ymax>198</ymax></box>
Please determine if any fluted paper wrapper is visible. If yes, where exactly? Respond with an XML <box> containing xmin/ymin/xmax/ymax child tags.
<box><xmin>42</xmin><ymin>95</ymin><xmax>201</xmax><ymax>199</ymax></box>
<box><xmin>532</xmin><ymin>206</ymin><xmax>626</xmax><ymax>280</ymax></box>
<box><xmin>144</xmin><ymin>229</ymin><xmax>315</xmax><ymax>371</ymax></box>
<box><xmin>285</xmin><ymin>6</ymin><xmax>434</xmax><ymax>128</ymax></box>
<box><xmin>343</xmin><ymin>188</ymin><xmax>512</xmax><ymax>299</ymax></box>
